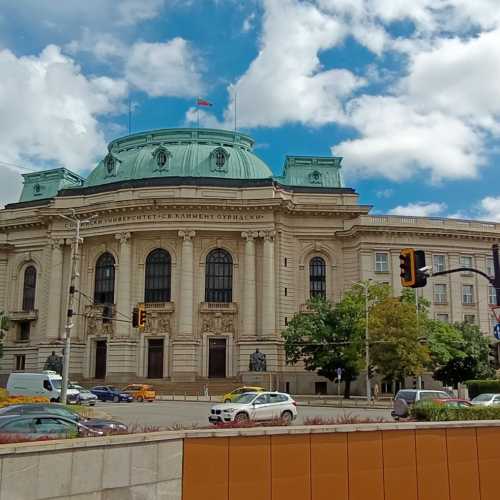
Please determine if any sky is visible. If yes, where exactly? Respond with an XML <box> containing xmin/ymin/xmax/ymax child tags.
<box><xmin>0</xmin><ymin>0</ymin><xmax>500</xmax><ymax>220</ymax></box>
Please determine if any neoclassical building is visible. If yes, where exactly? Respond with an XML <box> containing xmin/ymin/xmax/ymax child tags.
<box><xmin>0</xmin><ymin>127</ymin><xmax>498</xmax><ymax>394</ymax></box>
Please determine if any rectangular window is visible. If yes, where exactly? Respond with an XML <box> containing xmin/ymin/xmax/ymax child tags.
<box><xmin>15</xmin><ymin>354</ymin><xmax>26</xmax><ymax>371</ymax></box>
<box><xmin>464</xmin><ymin>314</ymin><xmax>476</xmax><ymax>324</ymax></box>
<box><xmin>433</xmin><ymin>255</ymin><xmax>446</xmax><ymax>273</ymax></box>
<box><xmin>18</xmin><ymin>322</ymin><xmax>30</xmax><ymax>341</ymax></box>
<box><xmin>462</xmin><ymin>284</ymin><xmax>474</xmax><ymax>305</ymax></box>
<box><xmin>284</xmin><ymin>257</ymin><xmax>288</xmax><ymax>267</ymax></box>
<box><xmin>436</xmin><ymin>313</ymin><xmax>449</xmax><ymax>323</ymax></box>
<box><xmin>284</xmin><ymin>317</ymin><xmax>288</xmax><ymax>326</ymax></box>
<box><xmin>433</xmin><ymin>284</ymin><xmax>448</xmax><ymax>305</ymax></box>
<box><xmin>284</xmin><ymin>287</ymin><xmax>287</xmax><ymax>297</ymax></box>
<box><xmin>489</xmin><ymin>286</ymin><xmax>497</xmax><ymax>305</ymax></box>
<box><xmin>375</xmin><ymin>252</ymin><xmax>389</xmax><ymax>273</ymax></box>
<box><xmin>460</xmin><ymin>255</ymin><xmax>473</xmax><ymax>275</ymax></box>
<box><xmin>487</xmin><ymin>258</ymin><xmax>494</xmax><ymax>277</ymax></box>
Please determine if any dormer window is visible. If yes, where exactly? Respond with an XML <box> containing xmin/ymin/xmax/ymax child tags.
<box><xmin>104</xmin><ymin>153</ymin><xmax>120</xmax><ymax>177</ymax></box>
<box><xmin>210</xmin><ymin>147</ymin><xmax>229</xmax><ymax>173</ymax></box>
<box><xmin>309</xmin><ymin>170</ymin><xmax>322</xmax><ymax>185</ymax></box>
<box><xmin>152</xmin><ymin>146</ymin><xmax>171</xmax><ymax>171</ymax></box>
<box><xmin>33</xmin><ymin>183</ymin><xmax>43</xmax><ymax>196</ymax></box>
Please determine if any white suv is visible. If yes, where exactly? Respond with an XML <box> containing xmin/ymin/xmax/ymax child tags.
<box><xmin>209</xmin><ymin>391</ymin><xmax>298</xmax><ymax>424</ymax></box>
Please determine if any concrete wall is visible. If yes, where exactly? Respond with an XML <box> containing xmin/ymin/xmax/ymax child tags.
<box><xmin>0</xmin><ymin>432</ymin><xmax>183</xmax><ymax>500</ymax></box>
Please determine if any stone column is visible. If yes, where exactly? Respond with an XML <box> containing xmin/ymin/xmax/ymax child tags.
<box><xmin>0</xmin><ymin>244</ymin><xmax>13</xmax><ymax>315</ymax></box>
<box><xmin>178</xmin><ymin>230</ymin><xmax>195</xmax><ymax>338</ymax></box>
<box><xmin>46</xmin><ymin>239</ymin><xmax>64</xmax><ymax>339</ymax></box>
<box><xmin>260</xmin><ymin>230</ymin><xmax>276</xmax><ymax>338</ymax></box>
<box><xmin>115</xmin><ymin>232</ymin><xmax>131</xmax><ymax>338</ymax></box>
<box><xmin>241</xmin><ymin>231</ymin><xmax>258</xmax><ymax>338</ymax></box>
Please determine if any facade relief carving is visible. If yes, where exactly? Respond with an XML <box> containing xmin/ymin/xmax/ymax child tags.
<box><xmin>143</xmin><ymin>310</ymin><xmax>172</xmax><ymax>335</ymax></box>
<box><xmin>200</xmin><ymin>311</ymin><xmax>235</xmax><ymax>335</ymax></box>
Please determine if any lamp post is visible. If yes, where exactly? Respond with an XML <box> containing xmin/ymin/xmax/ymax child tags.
<box><xmin>353</xmin><ymin>280</ymin><xmax>372</xmax><ymax>401</ymax></box>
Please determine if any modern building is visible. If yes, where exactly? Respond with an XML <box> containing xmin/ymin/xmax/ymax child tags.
<box><xmin>0</xmin><ymin>127</ymin><xmax>498</xmax><ymax>394</ymax></box>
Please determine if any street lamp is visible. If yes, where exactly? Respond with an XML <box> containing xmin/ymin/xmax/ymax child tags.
<box><xmin>352</xmin><ymin>280</ymin><xmax>372</xmax><ymax>402</ymax></box>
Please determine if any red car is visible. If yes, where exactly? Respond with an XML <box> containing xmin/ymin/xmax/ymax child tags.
<box><xmin>432</xmin><ymin>398</ymin><xmax>472</xmax><ymax>408</ymax></box>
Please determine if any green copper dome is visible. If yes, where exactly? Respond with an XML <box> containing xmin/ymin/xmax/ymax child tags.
<box><xmin>86</xmin><ymin>128</ymin><xmax>272</xmax><ymax>186</ymax></box>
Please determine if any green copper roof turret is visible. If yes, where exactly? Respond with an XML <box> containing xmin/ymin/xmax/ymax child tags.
<box><xmin>274</xmin><ymin>156</ymin><xmax>344</xmax><ymax>188</ymax></box>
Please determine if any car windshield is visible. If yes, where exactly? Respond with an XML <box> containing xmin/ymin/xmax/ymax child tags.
<box><xmin>50</xmin><ymin>379</ymin><xmax>62</xmax><ymax>389</ymax></box>
<box><xmin>473</xmin><ymin>394</ymin><xmax>494</xmax><ymax>401</ymax></box>
<box><xmin>108</xmin><ymin>387</ymin><xmax>120</xmax><ymax>392</ymax></box>
<box><xmin>232</xmin><ymin>393</ymin><xmax>257</xmax><ymax>404</ymax></box>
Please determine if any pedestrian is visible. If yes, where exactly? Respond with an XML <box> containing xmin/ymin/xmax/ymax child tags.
<box><xmin>373</xmin><ymin>383</ymin><xmax>379</xmax><ymax>401</ymax></box>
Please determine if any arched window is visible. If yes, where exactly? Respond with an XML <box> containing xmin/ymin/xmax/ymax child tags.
<box><xmin>22</xmin><ymin>265</ymin><xmax>37</xmax><ymax>311</ymax></box>
<box><xmin>94</xmin><ymin>253</ymin><xmax>115</xmax><ymax>304</ymax></box>
<box><xmin>309</xmin><ymin>256</ymin><xmax>326</xmax><ymax>299</ymax></box>
<box><xmin>205</xmin><ymin>249</ymin><xmax>233</xmax><ymax>303</ymax></box>
<box><xmin>144</xmin><ymin>249</ymin><xmax>171</xmax><ymax>303</ymax></box>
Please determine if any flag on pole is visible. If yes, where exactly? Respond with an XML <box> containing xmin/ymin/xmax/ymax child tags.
<box><xmin>197</xmin><ymin>98</ymin><xmax>212</xmax><ymax>107</ymax></box>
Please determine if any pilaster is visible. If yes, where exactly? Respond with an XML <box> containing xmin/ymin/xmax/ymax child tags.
<box><xmin>115</xmin><ymin>232</ymin><xmax>132</xmax><ymax>338</ymax></box>
<box><xmin>260</xmin><ymin>230</ymin><xmax>276</xmax><ymax>338</ymax></box>
<box><xmin>178</xmin><ymin>230</ymin><xmax>195</xmax><ymax>338</ymax></box>
<box><xmin>46</xmin><ymin>239</ymin><xmax>65</xmax><ymax>339</ymax></box>
<box><xmin>241</xmin><ymin>231</ymin><xmax>258</xmax><ymax>338</ymax></box>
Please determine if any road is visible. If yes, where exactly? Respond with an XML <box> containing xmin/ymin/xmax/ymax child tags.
<box><xmin>95</xmin><ymin>400</ymin><xmax>392</xmax><ymax>428</ymax></box>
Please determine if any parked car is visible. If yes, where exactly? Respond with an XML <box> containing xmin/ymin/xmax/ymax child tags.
<box><xmin>432</xmin><ymin>398</ymin><xmax>472</xmax><ymax>408</ymax></box>
<box><xmin>0</xmin><ymin>404</ymin><xmax>128</xmax><ymax>432</ymax></box>
<box><xmin>90</xmin><ymin>386</ymin><xmax>133</xmax><ymax>403</ymax></box>
<box><xmin>0</xmin><ymin>414</ymin><xmax>102</xmax><ymax>438</ymax></box>
<box><xmin>392</xmin><ymin>389</ymin><xmax>451</xmax><ymax>418</ymax></box>
<box><xmin>470</xmin><ymin>393</ymin><xmax>500</xmax><ymax>407</ymax></box>
<box><xmin>6</xmin><ymin>371</ymin><xmax>79</xmax><ymax>403</ymax></box>
<box><xmin>222</xmin><ymin>386</ymin><xmax>265</xmax><ymax>403</ymax></box>
<box><xmin>122</xmin><ymin>384</ymin><xmax>156</xmax><ymax>402</ymax></box>
<box><xmin>69</xmin><ymin>383</ymin><xmax>98</xmax><ymax>406</ymax></box>
<box><xmin>209</xmin><ymin>391</ymin><xmax>297</xmax><ymax>424</ymax></box>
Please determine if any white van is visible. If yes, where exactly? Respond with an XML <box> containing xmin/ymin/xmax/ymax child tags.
<box><xmin>6</xmin><ymin>371</ymin><xmax>79</xmax><ymax>402</ymax></box>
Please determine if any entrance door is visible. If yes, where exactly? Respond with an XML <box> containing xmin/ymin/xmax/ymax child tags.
<box><xmin>95</xmin><ymin>340</ymin><xmax>107</xmax><ymax>379</ymax></box>
<box><xmin>208</xmin><ymin>338</ymin><xmax>226</xmax><ymax>378</ymax></box>
<box><xmin>148</xmin><ymin>339</ymin><xmax>164</xmax><ymax>378</ymax></box>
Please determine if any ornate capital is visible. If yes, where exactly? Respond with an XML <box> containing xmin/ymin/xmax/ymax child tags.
<box><xmin>178</xmin><ymin>230</ymin><xmax>196</xmax><ymax>241</ymax></box>
<box><xmin>115</xmin><ymin>232</ymin><xmax>131</xmax><ymax>245</ymax></box>
<box><xmin>49</xmin><ymin>239</ymin><xmax>65</xmax><ymax>250</ymax></box>
<box><xmin>259</xmin><ymin>230</ymin><xmax>276</xmax><ymax>242</ymax></box>
<box><xmin>241</xmin><ymin>231</ymin><xmax>258</xmax><ymax>241</ymax></box>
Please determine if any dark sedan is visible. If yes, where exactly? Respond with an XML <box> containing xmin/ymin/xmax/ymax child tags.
<box><xmin>0</xmin><ymin>404</ymin><xmax>128</xmax><ymax>432</ymax></box>
<box><xmin>91</xmin><ymin>386</ymin><xmax>134</xmax><ymax>403</ymax></box>
<box><xmin>0</xmin><ymin>414</ymin><xmax>102</xmax><ymax>438</ymax></box>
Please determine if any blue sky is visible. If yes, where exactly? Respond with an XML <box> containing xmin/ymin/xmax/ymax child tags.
<box><xmin>1</xmin><ymin>0</ymin><xmax>500</xmax><ymax>220</ymax></box>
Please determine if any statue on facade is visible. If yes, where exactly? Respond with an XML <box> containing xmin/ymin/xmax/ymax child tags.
<box><xmin>249</xmin><ymin>349</ymin><xmax>267</xmax><ymax>372</ymax></box>
<box><xmin>44</xmin><ymin>351</ymin><xmax>63</xmax><ymax>375</ymax></box>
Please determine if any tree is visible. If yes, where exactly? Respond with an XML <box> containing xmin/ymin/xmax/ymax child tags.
<box><xmin>426</xmin><ymin>320</ymin><xmax>466</xmax><ymax>367</ymax></box>
<box><xmin>282</xmin><ymin>297</ymin><xmax>364</xmax><ymax>398</ymax></box>
<box><xmin>369</xmin><ymin>297</ymin><xmax>429</xmax><ymax>384</ymax></box>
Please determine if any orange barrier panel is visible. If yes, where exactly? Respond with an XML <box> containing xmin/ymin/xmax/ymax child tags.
<box><xmin>183</xmin><ymin>437</ymin><xmax>229</xmax><ymax>500</ymax></box>
<box><xmin>415</xmin><ymin>429</ymin><xmax>450</xmax><ymax>500</ymax></box>
<box><xmin>382</xmin><ymin>430</ymin><xmax>418</xmax><ymax>500</ymax></box>
<box><xmin>228</xmin><ymin>436</ymin><xmax>271</xmax><ymax>500</ymax></box>
<box><xmin>182</xmin><ymin>425</ymin><xmax>500</xmax><ymax>500</ymax></box>
<box><xmin>446</xmin><ymin>428</ymin><xmax>480</xmax><ymax>500</ymax></box>
<box><xmin>476</xmin><ymin>427</ymin><xmax>500</xmax><ymax>500</ymax></box>
<box><xmin>311</xmin><ymin>433</ymin><xmax>348</xmax><ymax>500</ymax></box>
<box><xmin>348</xmin><ymin>431</ymin><xmax>384</xmax><ymax>500</ymax></box>
<box><xmin>271</xmin><ymin>434</ymin><xmax>311</xmax><ymax>500</ymax></box>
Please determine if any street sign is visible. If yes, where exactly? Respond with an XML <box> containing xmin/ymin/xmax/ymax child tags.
<box><xmin>494</xmin><ymin>323</ymin><xmax>500</xmax><ymax>340</ymax></box>
<box><xmin>336</xmin><ymin>367</ymin><xmax>342</xmax><ymax>380</ymax></box>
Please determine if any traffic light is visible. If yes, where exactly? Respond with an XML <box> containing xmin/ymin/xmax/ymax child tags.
<box><xmin>132</xmin><ymin>307</ymin><xmax>139</xmax><ymax>328</ymax></box>
<box><xmin>399</xmin><ymin>248</ymin><xmax>427</xmax><ymax>288</ymax></box>
<box><xmin>488</xmin><ymin>343</ymin><xmax>498</xmax><ymax>368</ymax></box>
<box><xmin>368</xmin><ymin>365</ymin><xmax>375</xmax><ymax>379</ymax></box>
<box><xmin>138</xmin><ymin>305</ymin><xmax>146</xmax><ymax>328</ymax></box>
<box><xmin>132</xmin><ymin>305</ymin><xmax>146</xmax><ymax>328</ymax></box>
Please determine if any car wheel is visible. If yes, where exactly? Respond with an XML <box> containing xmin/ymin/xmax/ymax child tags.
<box><xmin>113</xmin><ymin>395</ymin><xmax>120</xmax><ymax>403</ymax></box>
<box><xmin>281</xmin><ymin>411</ymin><xmax>293</xmax><ymax>424</ymax></box>
<box><xmin>90</xmin><ymin>402</ymin><xmax>96</xmax><ymax>407</ymax></box>
<box><xmin>234</xmin><ymin>412</ymin><xmax>249</xmax><ymax>422</ymax></box>
<box><xmin>137</xmin><ymin>396</ymin><xmax>143</xmax><ymax>402</ymax></box>
<box><xmin>224</xmin><ymin>399</ymin><xmax>231</xmax><ymax>403</ymax></box>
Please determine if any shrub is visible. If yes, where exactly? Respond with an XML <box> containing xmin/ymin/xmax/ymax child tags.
<box><xmin>465</xmin><ymin>380</ymin><xmax>500</xmax><ymax>399</ymax></box>
<box><xmin>210</xmin><ymin>418</ymin><xmax>289</xmax><ymax>429</ymax></box>
<box><xmin>0</xmin><ymin>395</ymin><xmax>49</xmax><ymax>408</ymax></box>
<box><xmin>303</xmin><ymin>415</ymin><xmax>391</xmax><ymax>425</ymax></box>
<box><xmin>0</xmin><ymin>433</ymin><xmax>57</xmax><ymax>444</ymax></box>
<box><xmin>411</xmin><ymin>401</ymin><xmax>500</xmax><ymax>421</ymax></box>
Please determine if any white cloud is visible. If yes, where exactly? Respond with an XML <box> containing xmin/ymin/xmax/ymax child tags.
<box><xmin>479</xmin><ymin>197</ymin><xmax>500</xmax><ymax>222</ymax></box>
<box><xmin>242</xmin><ymin>12</ymin><xmax>256</xmax><ymax>33</ymax></box>
<box><xmin>388</xmin><ymin>201</ymin><xmax>447</xmax><ymax>217</ymax></box>
<box><xmin>65</xmin><ymin>31</ymin><xmax>128</xmax><ymax>62</ymax></box>
<box><xmin>125</xmin><ymin>38</ymin><xmax>204</xmax><ymax>97</ymax></box>
<box><xmin>223</xmin><ymin>0</ymin><xmax>364</xmax><ymax>128</ymax></box>
<box><xmin>116</xmin><ymin>0</ymin><xmax>165</xmax><ymax>26</ymax></box>
<box><xmin>376</xmin><ymin>188</ymin><xmax>393</xmax><ymax>199</ymax></box>
<box><xmin>185</xmin><ymin>107</ymin><xmax>223</xmax><ymax>128</ymax></box>
<box><xmin>0</xmin><ymin>45</ymin><xmax>127</xmax><ymax>206</ymax></box>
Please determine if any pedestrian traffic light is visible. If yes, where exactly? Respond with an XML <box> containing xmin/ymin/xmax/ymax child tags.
<box><xmin>132</xmin><ymin>307</ymin><xmax>139</xmax><ymax>328</ymax></box>
<box><xmin>400</xmin><ymin>248</ymin><xmax>427</xmax><ymax>288</ymax></box>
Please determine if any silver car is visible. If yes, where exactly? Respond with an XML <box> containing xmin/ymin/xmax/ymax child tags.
<box><xmin>69</xmin><ymin>384</ymin><xmax>98</xmax><ymax>406</ymax></box>
<box><xmin>209</xmin><ymin>391</ymin><xmax>297</xmax><ymax>424</ymax></box>
<box><xmin>470</xmin><ymin>393</ymin><xmax>500</xmax><ymax>407</ymax></box>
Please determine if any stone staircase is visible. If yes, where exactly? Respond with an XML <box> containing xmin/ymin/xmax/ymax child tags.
<box><xmin>81</xmin><ymin>377</ymin><xmax>243</xmax><ymax>396</ymax></box>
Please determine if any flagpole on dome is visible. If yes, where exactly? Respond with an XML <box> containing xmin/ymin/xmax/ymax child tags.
<box><xmin>234</xmin><ymin>90</ymin><xmax>237</xmax><ymax>133</ymax></box>
<box><xmin>196</xmin><ymin>97</ymin><xmax>200</xmax><ymax>130</ymax></box>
